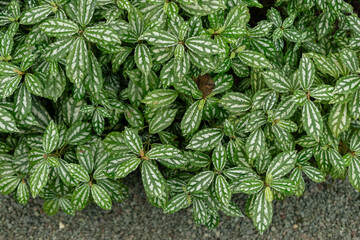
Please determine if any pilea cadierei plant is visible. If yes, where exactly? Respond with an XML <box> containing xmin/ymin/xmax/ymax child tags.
<box><xmin>0</xmin><ymin>0</ymin><xmax>360</xmax><ymax>234</ymax></box>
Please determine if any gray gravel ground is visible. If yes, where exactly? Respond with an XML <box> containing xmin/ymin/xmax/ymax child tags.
<box><xmin>1</xmin><ymin>173</ymin><xmax>360</xmax><ymax>240</ymax></box>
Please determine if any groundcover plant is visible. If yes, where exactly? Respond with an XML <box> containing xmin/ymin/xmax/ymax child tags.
<box><xmin>1</xmin><ymin>0</ymin><xmax>360</xmax><ymax>234</ymax></box>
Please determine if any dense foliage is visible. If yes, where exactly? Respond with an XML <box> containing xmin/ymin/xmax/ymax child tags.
<box><xmin>1</xmin><ymin>0</ymin><xmax>360</xmax><ymax>234</ymax></box>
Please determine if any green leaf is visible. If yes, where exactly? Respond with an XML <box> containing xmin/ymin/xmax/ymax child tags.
<box><xmin>298</xmin><ymin>56</ymin><xmax>315</xmax><ymax>90</ymax></box>
<box><xmin>135</xmin><ymin>44</ymin><xmax>152</xmax><ymax>75</ymax></box>
<box><xmin>350</xmin><ymin>88</ymin><xmax>360</xmax><ymax>119</ymax></box>
<box><xmin>277</xmin><ymin>119</ymin><xmax>297</xmax><ymax>132</ymax></box>
<box><xmin>20</xmin><ymin>5</ymin><xmax>53</xmax><ymax>25</ymax></box>
<box><xmin>141</xmin><ymin>161</ymin><xmax>167</xmax><ymax>197</ymax></box>
<box><xmin>188</xmin><ymin>50</ymin><xmax>215</xmax><ymax>69</ymax></box>
<box><xmin>142</xmin><ymin>89</ymin><xmax>178</xmax><ymax>108</ymax></box>
<box><xmin>43</xmin><ymin>121</ymin><xmax>59</xmax><ymax>153</ymax></box>
<box><xmin>16</xmin><ymin>181</ymin><xmax>29</xmax><ymax>205</ymax></box>
<box><xmin>24</xmin><ymin>73</ymin><xmax>44</xmax><ymax>96</ymax></box>
<box><xmin>310</xmin><ymin>85</ymin><xmax>334</xmax><ymax>101</ymax></box>
<box><xmin>289</xmin><ymin>167</ymin><xmax>304</xmax><ymax>197</ymax></box>
<box><xmin>267</xmin><ymin>8</ymin><xmax>282</xmax><ymax>27</ymax></box>
<box><xmin>215</xmin><ymin>175</ymin><xmax>231</xmax><ymax>206</ymax></box>
<box><xmin>262</xmin><ymin>70</ymin><xmax>291</xmax><ymax>92</ymax></box>
<box><xmin>269</xmin><ymin>178</ymin><xmax>296</xmax><ymax>194</ymax></box>
<box><xmin>174</xmin><ymin>44</ymin><xmax>185</xmax><ymax>60</ymax></box>
<box><xmin>14</xmin><ymin>83</ymin><xmax>31</xmax><ymax>121</ymax></box>
<box><xmin>249</xmin><ymin>22</ymin><xmax>273</xmax><ymax>38</ymax></box>
<box><xmin>42</xmin><ymin>38</ymin><xmax>75</xmax><ymax>62</ymax></box>
<box><xmin>0</xmin><ymin>107</ymin><xmax>19</xmax><ymax>133</ymax></box>
<box><xmin>316</xmin><ymin>12</ymin><xmax>335</xmax><ymax>40</ymax></box>
<box><xmin>91</xmin><ymin>184</ymin><xmax>112</xmax><ymax>210</ymax></box>
<box><xmin>156</xmin><ymin>157</ymin><xmax>187</xmax><ymax>169</ymax></box>
<box><xmin>283</xmin><ymin>28</ymin><xmax>301</xmax><ymax>42</ymax></box>
<box><xmin>47</xmin><ymin>156</ymin><xmax>59</xmax><ymax>167</ymax></box>
<box><xmin>103</xmin><ymin>132</ymin><xmax>131</xmax><ymax>154</ymax></box>
<box><xmin>0</xmin><ymin>75</ymin><xmax>22</xmax><ymax>98</ymax></box>
<box><xmin>238</xmin><ymin>50</ymin><xmax>271</xmax><ymax>68</ymax></box>
<box><xmin>302</xmin><ymin>166</ymin><xmax>325</xmax><ymax>183</ymax></box>
<box><xmin>219</xmin><ymin>92</ymin><xmax>252</xmax><ymax>113</ymax></box>
<box><xmin>29</xmin><ymin>161</ymin><xmax>49</xmax><ymax>197</ymax></box>
<box><xmin>57</xmin><ymin>159</ymin><xmax>77</xmax><ymax>186</ymax></box>
<box><xmin>123</xmin><ymin>127</ymin><xmax>143</xmax><ymax>154</ymax></box>
<box><xmin>186</xmin><ymin>128</ymin><xmax>224</xmax><ymax>151</ymax></box>
<box><xmin>149</xmin><ymin>108</ymin><xmax>177</xmax><ymax>134</ymax></box>
<box><xmin>0</xmin><ymin>62</ymin><xmax>21</xmax><ymax>76</ymax></box>
<box><xmin>348</xmin><ymin>157</ymin><xmax>360</xmax><ymax>191</ymax></box>
<box><xmin>181</xmin><ymin>100</ymin><xmax>203</xmax><ymax>136</ymax></box>
<box><xmin>310</xmin><ymin>53</ymin><xmax>338</xmax><ymax>78</ymax></box>
<box><xmin>43</xmin><ymin>199</ymin><xmax>59</xmax><ymax>215</ymax></box>
<box><xmin>146</xmin><ymin>144</ymin><xmax>182</xmax><ymax>159</ymax></box>
<box><xmin>184</xmin><ymin>151</ymin><xmax>211</xmax><ymax>168</ymax></box>
<box><xmin>220</xmin><ymin>201</ymin><xmax>244</xmax><ymax>217</ymax></box>
<box><xmin>76</xmin><ymin>0</ymin><xmax>96</xmax><ymax>27</ymax></box>
<box><xmin>86</xmin><ymin>51</ymin><xmax>104</xmax><ymax>94</ymax></box>
<box><xmin>350</xmin><ymin>131</ymin><xmax>360</xmax><ymax>153</ymax></box>
<box><xmin>66</xmin><ymin>37</ymin><xmax>88</xmax><ymax>86</ymax></box>
<box><xmin>347</xmin><ymin>14</ymin><xmax>360</xmax><ymax>35</ymax></box>
<box><xmin>92</xmin><ymin>108</ymin><xmax>105</xmax><ymax>135</ymax></box>
<box><xmin>192</xmin><ymin>198</ymin><xmax>207</xmax><ymax>224</ymax></box>
<box><xmin>66</xmin><ymin>122</ymin><xmax>92</xmax><ymax>145</ymax></box>
<box><xmin>164</xmin><ymin>192</ymin><xmax>191</xmax><ymax>213</ymax></box>
<box><xmin>40</xmin><ymin>18</ymin><xmax>79</xmax><ymax>37</ymax></box>
<box><xmin>115</xmin><ymin>158</ymin><xmax>141</xmax><ymax>179</ymax></box>
<box><xmin>67</xmin><ymin>163</ymin><xmax>90</xmax><ymax>182</ymax></box>
<box><xmin>59</xmin><ymin>197</ymin><xmax>75</xmax><ymax>215</ymax></box>
<box><xmin>212</xmin><ymin>144</ymin><xmax>226</xmax><ymax>171</ymax></box>
<box><xmin>328</xmin><ymin>103</ymin><xmax>351</xmax><ymax>137</ymax></box>
<box><xmin>327</xmin><ymin>148</ymin><xmax>345</xmax><ymax>172</ymax></box>
<box><xmin>185</xmin><ymin>36</ymin><xmax>219</xmax><ymax>55</ymax></box>
<box><xmin>252</xmin><ymin>189</ymin><xmax>273</xmax><ymax>234</ymax></box>
<box><xmin>76</xmin><ymin>146</ymin><xmax>94</xmax><ymax>173</ymax></box>
<box><xmin>112</xmin><ymin>47</ymin><xmax>132</xmax><ymax>72</ymax></box>
<box><xmin>125</xmin><ymin>104</ymin><xmax>144</xmax><ymax>128</ymax></box>
<box><xmin>267</xmin><ymin>151</ymin><xmax>297</xmax><ymax>180</ymax></box>
<box><xmin>71</xmin><ymin>183</ymin><xmax>90</xmax><ymax>210</ymax></box>
<box><xmin>164</xmin><ymin>1</ymin><xmax>179</xmax><ymax>19</ymax></box>
<box><xmin>43</xmin><ymin>69</ymin><xmax>66</xmax><ymax>101</ymax></box>
<box><xmin>117</xmin><ymin>0</ymin><xmax>131</xmax><ymax>11</ymax></box>
<box><xmin>333</xmin><ymin>75</ymin><xmax>360</xmax><ymax>94</ymax></box>
<box><xmin>84</xmin><ymin>25</ymin><xmax>120</xmax><ymax>45</ymax></box>
<box><xmin>302</xmin><ymin>100</ymin><xmax>323</xmax><ymax>141</ymax></box>
<box><xmin>141</xmin><ymin>30</ymin><xmax>178</xmax><ymax>47</ymax></box>
<box><xmin>246</xmin><ymin>128</ymin><xmax>266</xmax><ymax>161</ymax></box>
<box><xmin>234</xmin><ymin>178</ymin><xmax>264</xmax><ymax>194</ymax></box>
<box><xmin>20</xmin><ymin>54</ymin><xmax>35</xmax><ymax>72</ymax></box>
<box><xmin>187</xmin><ymin>171</ymin><xmax>214</xmax><ymax>193</ymax></box>
<box><xmin>264</xmin><ymin>186</ymin><xmax>273</xmax><ymax>202</ymax></box>
<box><xmin>224</xmin><ymin>5</ymin><xmax>248</xmax><ymax>28</ymax></box>
<box><xmin>341</xmin><ymin>48</ymin><xmax>359</xmax><ymax>73</ymax></box>
<box><xmin>0</xmin><ymin>176</ymin><xmax>20</xmax><ymax>194</ymax></box>
<box><xmin>205</xmin><ymin>212</ymin><xmax>220</xmax><ymax>229</ymax></box>
<box><xmin>212</xmin><ymin>74</ymin><xmax>234</xmax><ymax>95</ymax></box>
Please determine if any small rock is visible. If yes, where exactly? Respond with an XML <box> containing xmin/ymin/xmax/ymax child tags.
<box><xmin>59</xmin><ymin>222</ymin><xmax>65</xmax><ymax>229</ymax></box>
<box><xmin>293</xmin><ymin>224</ymin><xmax>298</xmax><ymax>230</ymax></box>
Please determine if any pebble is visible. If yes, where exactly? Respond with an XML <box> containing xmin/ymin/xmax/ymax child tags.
<box><xmin>59</xmin><ymin>222</ymin><xmax>65</xmax><ymax>229</ymax></box>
